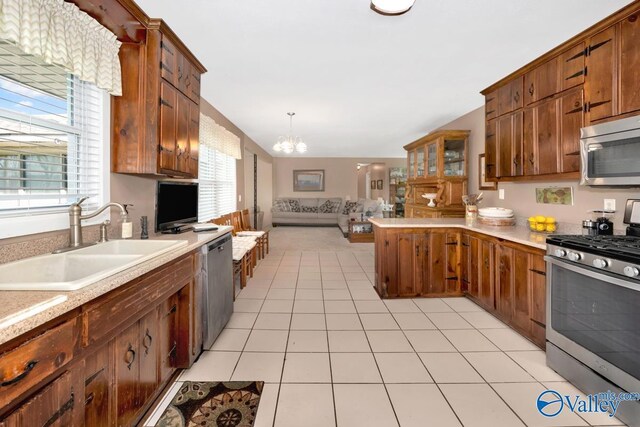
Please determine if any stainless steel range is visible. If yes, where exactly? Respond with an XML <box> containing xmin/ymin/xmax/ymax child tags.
<box><xmin>545</xmin><ymin>233</ymin><xmax>640</xmax><ymax>425</ymax></box>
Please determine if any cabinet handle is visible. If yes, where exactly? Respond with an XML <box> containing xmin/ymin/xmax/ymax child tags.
<box><xmin>143</xmin><ymin>329</ymin><xmax>153</xmax><ymax>355</ymax></box>
<box><xmin>529</xmin><ymin>154</ymin><xmax>535</xmax><ymax>165</ymax></box>
<box><xmin>0</xmin><ymin>360</ymin><xmax>38</xmax><ymax>387</ymax></box>
<box><xmin>528</xmin><ymin>83</ymin><xmax>534</xmax><ymax>96</ymax></box>
<box><xmin>529</xmin><ymin>268</ymin><xmax>546</xmax><ymax>276</ymax></box>
<box><xmin>85</xmin><ymin>392</ymin><xmax>95</xmax><ymax>405</ymax></box>
<box><xmin>125</xmin><ymin>344</ymin><xmax>136</xmax><ymax>370</ymax></box>
<box><xmin>513</xmin><ymin>92</ymin><xmax>520</xmax><ymax>103</ymax></box>
<box><xmin>484</xmin><ymin>258</ymin><xmax>489</xmax><ymax>269</ymax></box>
<box><xmin>416</xmin><ymin>243</ymin><xmax>420</xmax><ymax>257</ymax></box>
<box><xmin>45</xmin><ymin>393</ymin><xmax>75</xmax><ymax>426</ymax></box>
<box><xmin>160</xmin><ymin>97</ymin><xmax>173</xmax><ymax>109</ymax></box>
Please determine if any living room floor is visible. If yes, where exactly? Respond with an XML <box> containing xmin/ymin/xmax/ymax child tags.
<box><xmin>145</xmin><ymin>227</ymin><xmax>625</xmax><ymax>427</ymax></box>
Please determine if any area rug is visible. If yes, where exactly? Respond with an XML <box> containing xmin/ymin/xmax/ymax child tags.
<box><xmin>156</xmin><ymin>381</ymin><xmax>264</xmax><ymax>427</ymax></box>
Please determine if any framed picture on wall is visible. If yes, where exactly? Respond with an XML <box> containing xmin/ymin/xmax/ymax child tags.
<box><xmin>293</xmin><ymin>169</ymin><xmax>325</xmax><ymax>191</ymax></box>
<box><xmin>370</xmin><ymin>180</ymin><xmax>376</xmax><ymax>190</ymax></box>
<box><xmin>376</xmin><ymin>179</ymin><xmax>383</xmax><ymax>190</ymax></box>
<box><xmin>479</xmin><ymin>154</ymin><xmax>498</xmax><ymax>190</ymax></box>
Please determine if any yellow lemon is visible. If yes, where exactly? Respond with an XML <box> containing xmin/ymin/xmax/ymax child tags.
<box><xmin>536</xmin><ymin>223</ymin><xmax>546</xmax><ymax>232</ymax></box>
<box><xmin>546</xmin><ymin>217</ymin><xmax>556</xmax><ymax>224</ymax></box>
<box><xmin>535</xmin><ymin>215</ymin><xmax>546</xmax><ymax>223</ymax></box>
<box><xmin>546</xmin><ymin>224</ymin><xmax>557</xmax><ymax>232</ymax></box>
<box><xmin>528</xmin><ymin>216</ymin><xmax>536</xmax><ymax>223</ymax></box>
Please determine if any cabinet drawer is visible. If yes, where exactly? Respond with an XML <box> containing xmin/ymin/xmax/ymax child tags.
<box><xmin>83</xmin><ymin>255</ymin><xmax>193</xmax><ymax>346</ymax></box>
<box><xmin>0</xmin><ymin>320</ymin><xmax>77</xmax><ymax>408</ymax></box>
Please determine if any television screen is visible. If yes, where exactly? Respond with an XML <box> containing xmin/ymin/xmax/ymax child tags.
<box><xmin>156</xmin><ymin>181</ymin><xmax>198</xmax><ymax>232</ymax></box>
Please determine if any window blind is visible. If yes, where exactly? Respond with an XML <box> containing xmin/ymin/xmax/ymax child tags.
<box><xmin>0</xmin><ymin>62</ymin><xmax>105</xmax><ymax>217</ymax></box>
<box><xmin>198</xmin><ymin>143</ymin><xmax>237</xmax><ymax>222</ymax></box>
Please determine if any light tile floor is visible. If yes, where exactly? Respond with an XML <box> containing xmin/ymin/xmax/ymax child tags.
<box><xmin>145</xmin><ymin>227</ymin><xmax>627</xmax><ymax>427</ymax></box>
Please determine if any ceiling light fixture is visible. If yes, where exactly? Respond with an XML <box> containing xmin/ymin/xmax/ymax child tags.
<box><xmin>370</xmin><ymin>0</ymin><xmax>416</xmax><ymax>16</ymax></box>
<box><xmin>273</xmin><ymin>112</ymin><xmax>307</xmax><ymax>154</ymax></box>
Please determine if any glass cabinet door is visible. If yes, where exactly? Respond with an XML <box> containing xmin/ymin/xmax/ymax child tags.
<box><xmin>426</xmin><ymin>143</ymin><xmax>437</xmax><ymax>176</ymax></box>
<box><xmin>443</xmin><ymin>139</ymin><xmax>465</xmax><ymax>177</ymax></box>
<box><xmin>416</xmin><ymin>147</ymin><xmax>425</xmax><ymax>177</ymax></box>
<box><xmin>408</xmin><ymin>150</ymin><xmax>415</xmax><ymax>178</ymax></box>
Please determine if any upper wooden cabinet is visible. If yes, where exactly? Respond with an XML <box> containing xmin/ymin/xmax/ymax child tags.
<box><xmin>482</xmin><ymin>2</ymin><xmax>640</xmax><ymax>182</ymax></box>
<box><xmin>112</xmin><ymin>20</ymin><xmax>206</xmax><ymax>178</ymax></box>
<box><xmin>404</xmin><ymin>130</ymin><xmax>469</xmax><ymax>219</ymax></box>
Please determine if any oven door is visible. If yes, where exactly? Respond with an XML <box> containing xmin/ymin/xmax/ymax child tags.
<box><xmin>546</xmin><ymin>257</ymin><xmax>640</xmax><ymax>393</ymax></box>
<box><xmin>580</xmin><ymin>128</ymin><xmax>640</xmax><ymax>186</ymax></box>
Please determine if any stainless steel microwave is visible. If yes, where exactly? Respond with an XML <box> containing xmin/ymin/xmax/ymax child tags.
<box><xmin>580</xmin><ymin>114</ymin><xmax>640</xmax><ymax>186</ymax></box>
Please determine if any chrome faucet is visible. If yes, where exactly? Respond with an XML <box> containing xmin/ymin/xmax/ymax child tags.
<box><xmin>56</xmin><ymin>197</ymin><xmax>129</xmax><ymax>253</ymax></box>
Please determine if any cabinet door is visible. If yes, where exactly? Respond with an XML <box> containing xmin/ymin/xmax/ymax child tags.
<box><xmin>139</xmin><ymin>310</ymin><xmax>159</xmax><ymax>405</ymax></box>
<box><xmin>3</xmin><ymin>369</ymin><xmax>83</xmax><ymax>427</ymax></box>
<box><xmin>460</xmin><ymin>234</ymin><xmax>470</xmax><ymax>293</ymax></box>
<box><xmin>445</xmin><ymin>233</ymin><xmax>460</xmax><ymax>294</ymax></box>
<box><xmin>188</xmin><ymin>101</ymin><xmax>200</xmax><ymax>178</ymax></box>
<box><xmin>525</xmin><ymin>57</ymin><xmax>560</xmax><ymax>105</ymax></box>
<box><xmin>175</xmin><ymin>93</ymin><xmax>190</xmax><ymax>173</ymax></box>
<box><xmin>485</xmin><ymin>91</ymin><xmax>497</xmax><ymax>121</ymax></box>
<box><xmin>485</xmin><ymin>119</ymin><xmax>497</xmax><ymax>180</ymax></box>
<box><xmin>535</xmin><ymin>98</ymin><xmax>560</xmax><ymax>175</ymax></box>
<box><xmin>512</xmin><ymin>249</ymin><xmax>532</xmax><ymax>333</ymax></box>
<box><xmin>397</xmin><ymin>233</ymin><xmax>419</xmax><ymax>297</ymax></box>
<box><xmin>159</xmin><ymin>294</ymin><xmax>179</xmax><ymax>384</ymax></box>
<box><xmin>425</xmin><ymin>232</ymin><xmax>446</xmax><ymax>295</ymax></box>
<box><xmin>523</xmin><ymin>108</ymin><xmax>536</xmax><ymax>175</ymax></box>
<box><xmin>529</xmin><ymin>254</ymin><xmax>547</xmax><ymax>347</ymax></box>
<box><xmin>619</xmin><ymin>12</ymin><xmax>640</xmax><ymax>115</ymax></box>
<box><xmin>160</xmin><ymin>37</ymin><xmax>177</xmax><ymax>86</ymax></box>
<box><xmin>84</xmin><ymin>342</ymin><xmax>114</xmax><ymax>427</ymax></box>
<box><xmin>497</xmin><ymin>112</ymin><xmax>523</xmax><ymax>177</ymax></box>
<box><xmin>561</xmin><ymin>42</ymin><xmax>586</xmax><ymax>91</ymax></box>
<box><xmin>479</xmin><ymin>240</ymin><xmax>494</xmax><ymax>310</ymax></box>
<box><xmin>496</xmin><ymin>245</ymin><xmax>514</xmax><ymax>320</ymax></box>
<box><xmin>585</xmin><ymin>25</ymin><xmax>617</xmax><ymax>122</ymax></box>
<box><xmin>159</xmin><ymin>81</ymin><xmax>177</xmax><ymax>172</ymax></box>
<box><xmin>497</xmin><ymin>77</ymin><xmax>523</xmax><ymax>116</ymax></box>
<box><xmin>384</xmin><ymin>231</ymin><xmax>399</xmax><ymax>297</ymax></box>
<box><xmin>115</xmin><ymin>322</ymin><xmax>139</xmax><ymax>426</ymax></box>
<box><xmin>560</xmin><ymin>89</ymin><xmax>584</xmax><ymax>173</ymax></box>
<box><xmin>188</xmin><ymin>67</ymin><xmax>202</xmax><ymax>104</ymax></box>
<box><xmin>468</xmin><ymin>236</ymin><xmax>480</xmax><ymax>299</ymax></box>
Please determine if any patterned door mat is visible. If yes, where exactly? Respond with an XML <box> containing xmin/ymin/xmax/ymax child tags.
<box><xmin>156</xmin><ymin>381</ymin><xmax>264</xmax><ymax>427</ymax></box>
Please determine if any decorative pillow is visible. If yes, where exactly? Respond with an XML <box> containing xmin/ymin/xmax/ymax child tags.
<box><xmin>319</xmin><ymin>200</ymin><xmax>334</xmax><ymax>213</ymax></box>
<box><xmin>273</xmin><ymin>199</ymin><xmax>289</xmax><ymax>212</ymax></box>
<box><xmin>288</xmin><ymin>199</ymin><xmax>301</xmax><ymax>212</ymax></box>
<box><xmin>342</xmin><ymin>201</ymin><xmax>358</xmax><ymax>215</ymax></box>
<box><xmin>301</xmin><ymin>205</ymin><xmax>318</xmax><ymax>213</ymax></box>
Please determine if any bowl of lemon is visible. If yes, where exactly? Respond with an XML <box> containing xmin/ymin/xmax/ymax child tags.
<box><xmin>528</xmin><ymin>215</ymin><xmax>557</xmax><ymax>233</ymax></box>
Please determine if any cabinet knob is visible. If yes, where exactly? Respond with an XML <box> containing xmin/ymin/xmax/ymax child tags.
<box><xmin>125</xmin><ymin>344</ymin><xmax>136</xmax><ymax>370</ymax></box>
<box><xmin>528</xmin><ymin>83</ymin><xmax>534</xmax><ymax>96</ymax></box>
<box><xmin>513</xmin><ymin>92</ymin><xmax>520</xmax><ymax>103</ymax></box>
<box><xmin>143</xmin><ymin>329</ymin><xmax>153</xmax><ymax>355</ymax></box>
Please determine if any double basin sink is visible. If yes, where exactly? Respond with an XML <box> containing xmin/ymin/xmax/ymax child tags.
<box><xmin>0</xmin><ymin>239</ymin><xmax>188</xmax><ymax>291</ymax></box>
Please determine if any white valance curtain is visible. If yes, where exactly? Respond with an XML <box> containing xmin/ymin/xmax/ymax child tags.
<box><xmin>199</xmin><ymin>113</ymin><xmax>242</xmax><ymax>159</ymax></box>
<box><xmin>0</xmin><ymin>0</ymin><xmax>123</xmax><ymax>95</ymax></box>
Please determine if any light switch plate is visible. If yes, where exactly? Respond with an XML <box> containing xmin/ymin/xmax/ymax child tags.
<box><xmin>499</xmin><ymin>189</ymin><xmax>505</xmax><ymax>200</ymax></box>
<box><xmin>604</xmin><ymin>199</ymin><xmax>616</xmax><ymax>211</ymax></box>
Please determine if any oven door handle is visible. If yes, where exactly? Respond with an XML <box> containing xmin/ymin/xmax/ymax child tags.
<box><xmin>544</xmin><ymin>256</ymin><xmax>640</xmax><ymax>292</ymax></box>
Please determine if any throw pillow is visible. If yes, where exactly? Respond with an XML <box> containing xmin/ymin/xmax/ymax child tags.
<box><xmin>288</xmin><ymin>199</ymin><xmax>301</xmax><ymax>212</ymax></box>
<box><xmin>342</xmin><ymin>201</ymin><xmax>358</xmax><ymax>215</ymax></box>
<box><xmin>319</xmin><ymin>200</ymin><xmax>334</xmax><ymax>213</ymax></box>
<box><xmin>273</xmin><ymin>199</ymin><xmax>289</xmax><ymax>212</ymax></box>
<box><xmin>331</xmin><ymin>200</ymin><xmax>342</xmax><ymax>213</ymax></box>
<box><xmin>301</xmin><ymin>205</ymin><xmax>318</xmax><ymax>213</ymax></box>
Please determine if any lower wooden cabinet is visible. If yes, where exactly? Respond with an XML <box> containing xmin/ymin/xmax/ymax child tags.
<box><xmin>0</xmin><ymin>250</ymin><xmax>209</xmax><ymax>426</ymax></box>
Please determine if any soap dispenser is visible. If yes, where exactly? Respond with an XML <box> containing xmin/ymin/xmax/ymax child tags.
<box><xmin>120</xmin><ymin>204</ymin><xmax>134</xmax><ymax>239</ymax></box>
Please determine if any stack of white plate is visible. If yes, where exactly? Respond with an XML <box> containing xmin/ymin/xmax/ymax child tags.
<box><xmin>478</xmin><ymin>207</ymin><xmax>514</xmax><ymax>218</ymax></box>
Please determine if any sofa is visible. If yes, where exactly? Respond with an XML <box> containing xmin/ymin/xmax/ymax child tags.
<box><xmin>272</xmin><ymin>198</ymin><xmax>343</xmax><ymax>226</ymax></box>
<box><xmin>271</xmin><ymin>197</ymin><xmax>383</xmax><ymax>233</ymax></box>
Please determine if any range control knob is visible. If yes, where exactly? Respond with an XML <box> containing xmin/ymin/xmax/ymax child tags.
<box><xmin>567</xmin><ymin>252</ymin><xmax>582</xmax><ymax>262</ymax></box>
<box><xmin>623</xmin><ymin>266</ymin><xmax>640</xmax><ymax>278</ymax></box>
<box><xmin>554</xmin><ymin>249</ymin><xmax>567</xmax><ymax>257</ymax></box>
<box><xmin>593</xmin><ymin>259</ymin><xmax>608</xmax><ymax>269</ymax></box>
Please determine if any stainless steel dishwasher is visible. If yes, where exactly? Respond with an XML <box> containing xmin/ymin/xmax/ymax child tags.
<box><xmin>202</xmin><ymin>233</ymin><xmax>233</xmax><ymax>349</ymax></box>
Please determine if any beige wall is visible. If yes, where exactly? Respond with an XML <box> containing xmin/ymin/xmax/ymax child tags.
<box><xmin>437</xmin><ymin>106</ymin><xmax>640</xmax><ymax>230</ymax></box>
<box><xmin>273</xmin><ymin>157</ymin><xmax>405</xmax><ymax>202</ymax></box>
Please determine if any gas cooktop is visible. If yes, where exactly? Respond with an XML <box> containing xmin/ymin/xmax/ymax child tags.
<box><xmin>547</xmin><ymin>234</ymin><xmax>640</xmax><ymax>266</ymax></box>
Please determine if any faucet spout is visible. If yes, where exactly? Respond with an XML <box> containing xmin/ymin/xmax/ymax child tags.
<box><xmin>80</xmin><ymin>202</ymin><xmax>127</xmax><ymax>220</ymax></box>
<box><xmin>60</xmin><ymin>199</ymin><xmax>130</xmax><ymax>252</ymax></box>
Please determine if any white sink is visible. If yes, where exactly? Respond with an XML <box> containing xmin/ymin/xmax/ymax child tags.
<box><xmin>0</xmin><ymin>239</ymin><xmax>188</xmax><ymax>291</ymax></box>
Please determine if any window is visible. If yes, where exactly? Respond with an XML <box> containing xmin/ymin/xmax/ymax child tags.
<box><xmin>0</xmin><ymin>41</ymin><xmax>108</xmax><ymax>237</ymax></box>
<box><xmin>198</xmin><ymin>144</ymin><xmax>237</xmax><ymax>222</ymax></box>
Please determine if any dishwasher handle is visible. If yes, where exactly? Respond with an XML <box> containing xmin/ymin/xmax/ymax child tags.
<box><xmin>208</xmin><ymin>234</ymin><xmax>231</xmax><ymax>252</ymax></box>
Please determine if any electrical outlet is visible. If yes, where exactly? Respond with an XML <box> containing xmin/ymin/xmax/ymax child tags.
<box><xmin>238</xmin><ymin>194</ymin><xmax>242</xmax><ymax>202</ymax></box>
<box><xmin>499</xmin><ymin>189</ymin><xmax>505</xmax><ymax>200</ymax></box>
<box><xmin>604</xmin><ymin>199</ymin><xmax>616</xmax><ymax>211</ymax></box>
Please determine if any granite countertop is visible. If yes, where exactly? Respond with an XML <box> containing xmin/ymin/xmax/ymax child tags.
<box><xmin>0</xmin><ymin>226</ymin><xmax>233</xmax><ymax>346</ymax></box>
<box><xmin>368</xmin><ymin>218</ymin><xmax>549</xmax><ymax>250</ymax></box>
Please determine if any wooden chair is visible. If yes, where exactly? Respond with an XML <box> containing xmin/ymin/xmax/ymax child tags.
<box><xmin>237</xmin><ymin>208</ymin><xmax>269</xmax><ymax>258</ymax></box>
<box><xmin>231</xmin><ymin>211</ymin><xmax>264</xmax><ymax>261</ymax></box>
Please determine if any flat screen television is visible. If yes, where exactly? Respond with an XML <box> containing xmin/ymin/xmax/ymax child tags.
<box><xmin>155</xmin><ymin>181</ymin><xmax>198</xmax><ymax>233</ymax></box>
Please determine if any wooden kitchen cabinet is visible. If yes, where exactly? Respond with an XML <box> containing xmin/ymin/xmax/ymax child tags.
<box><xmin>619</xmin><ymin>11</ymin><xmax>640</xmax><ymax>116</ymax></box>
<box><xmin>524</xmin><ymin>57</ymin><xmax>560</xmax><ymax>105</ymax></box>
<box><xmin>479</xmin><ymin>238</ymin><xmax>495</xmax><ymax>310</ymax></box>
<box><xmin>559</xmin><ymin>88</ymin><xmax>584</xmax><ymax>173</ymax></box>
<box><xmin>485</xmin><ymin>119</ymin><xmax>497</xmax><ymax>180</ymax></box>
<box><xmin>561</xmin><ymin>42</ymin><xmax>586</xmax><ymax>91</ymax></box>
<box><xmin>497</xmin><ymin>76</ymin><xmax>523</xmax><ymax>116</ymax></box>
<box><xmin>112</xmin><ymin>21</ymin><xmax>206</xmax><ymax>178</ymax></box>
<box><xmin>585</xmin><ymin>25</ymin><xmax>617</xmax><ymax>122</ymax></box>
<box><xmin>115</xmin><ymin>321</ymin><xmax>140</xmax><ymax>426</ymax></box>
<box><xmin>529</xmin><ymin>254</ymin><xmax>547</xmax><ymax>348</ymax></box>
<box><xmin>496</xmin><ymin>111</ymin><xmax>523</xmax><ymax>178</ymax></box>
<box><xmin>496</xmin><ymin>245</ymin><xmax>514</xmax><ymax>321</ymax></box>
<box><xmin>84</xmin><ymin>342</ymin><xmax>114</xmax><ymax>427</ymax></box>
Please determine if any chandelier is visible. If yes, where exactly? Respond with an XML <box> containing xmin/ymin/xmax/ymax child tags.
<box><xmin>273</xmin><ymin>112</ymin><xmax>307</xmax><ymax>154</ymax></box>
<box><xmin>370</xmin><ymin>0</ymin><xmax>416</xmax><ymax>15</ymax></box>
